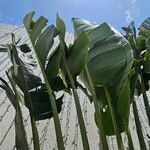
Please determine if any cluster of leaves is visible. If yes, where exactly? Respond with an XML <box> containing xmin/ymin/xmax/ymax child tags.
<box><xmin>72</xmin><ymin>18</ymin><xmax>133</xmax><ymax>137</ymax></box>
<box><xmin>122</xmin><ymin>19</ymin><xmax>150</xmax><ymax>117</ymax></box>
<box><xmin>0</xmin><ymin>11</ymin><xmax>150</xmax><ymax>150</ymax></box>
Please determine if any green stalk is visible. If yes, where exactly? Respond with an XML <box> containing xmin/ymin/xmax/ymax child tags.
<box><xmin>31</xmin><ymin>48</ymin><xmax>64</xmax><ymax>150</ymax></box>
<box><xmin>61</xmin><ymin>51</ymin><xmax>90</xmax><ymax>150</ymax></box>
<box><xmin>30</xmin><ymin>113</ymin><xmax>40</xmax><ymax>150</ymax></box>
<box><xmin>16</xmin><ymin>63</ymin><xmax>40</xmax><ymax>150</ymax></box>
<box><xmin>124</xmin><ymin>122</ymin><xmax>134</xmax><ymax>150</ymax></box>
<box><xmin>132</xmin><ymin>100</ymin><xmax>147</xmax><ymax>150</ymax></box>
<box><xmin>140</xmin><ymin>72</ymin><xmax>150</xmax><ymax>125</ymax></box>
<box><xmin>26</xmin><ymin>33</ymin><xmax>64</xmax><ymax>150</ymax></box>
<box><xmin>9</xmin><ymin>42</ymin><xmax>40</xmax><ymax>150</ymax></box>
<box><xmin>104</xmin><ymin>87</ymin><xmax>124</xmax><ymax>150</ymax></box>
<box><xmin>84</xmin><ymin>65</ymin><xmax>108</xmax><ymax>150</ymax></box>
<box><xmin>130</xmin><ymin>68</ymin><xmax>147</xmax><ymax>150</ymax></box>
<box><xmin>1</xmin><ymin>76</ymin><xmax>29</xmax><ymax>150</ymax></box>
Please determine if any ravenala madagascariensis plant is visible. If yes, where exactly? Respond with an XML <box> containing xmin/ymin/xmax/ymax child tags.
<box><xmin>72</xmin><ymin>18</ymin><xmax>134</xmax><ymax>149</ymax></box>
<box><xmin>0</xmin><ymin>11</ymin><xmax>150</xmax><ymax>150</ymax></box>
<box><xmin>121</xmin><ymin>19</ymin><xmax>150</xmax><ymax>150</ymax></box>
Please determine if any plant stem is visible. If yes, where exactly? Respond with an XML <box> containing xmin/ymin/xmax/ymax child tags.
<box><xmin>62</xmin><ymin>51</ymin><xmax>90</xmax><ymax>150</ymax></box>
<box><xmin>132</xmin><ymin>100</ymin><xmax>147</xmax><ymax>150</ymax></box>
<box><xmin>140</xmin><ymin>72</ymin><xmax>150</xmax><ymax>125</ymax></box>
<box><xmin>27</xmin><ymin>33</ymin><xmax>64</xmax><ymax>150</ymax></box>
<box><xmin>124</xmin><ymin>122</ymin><xmax>134</xmax><ymax>150</ymax></box>
<box><xmin>30</xmin><ymin>113</ymin><xmax>40</xmax><ymax>150</ymax></box>
<box><xmin>104</xmin><ymin>87</ymin><xmax>124</xmax><ymax>150</ymax></box>
<box><xmin>43</xmin><ymin>72</ymin><xmax>64</xmax><ymax>149</ymax></box>
<box><xmin>34</xmin><ymin>55</ymin><xmax>64</xmax><ymax>150</ymax></box>
<box><xmin>5</xmin><ymin>73</ymin><xmax>29</xmax><ymax>150</ymax></box>
<box><xmin>84</xmin><ymin>65</ymin><xmax>108</xmax><ymax>150</ymax></box>
<box><xmin>130</xmin><ymin>68</ymin><xmax>147</xmax><ymax>150</ymax></box>
<box><xmin>10</xmin><ymin>45</ymin><xmax>40</xmax><ymax>150</ymax></box>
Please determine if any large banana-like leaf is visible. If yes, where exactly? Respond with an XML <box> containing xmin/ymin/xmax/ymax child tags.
<box><xmin>95</xmin><ymin>86</ymin><xmax>125</xmax><ymax>135</ymax></box>
<box><xmin>35</xmin><ymin>25</ymin><xmax>59</xmax><ymax>67</ymax></box>
<box><xmin>56</xmin><ymin>15</ymin><xmax>89</xmax><ymax>77</ymax></box>
<box><xmin>24</xmin><ymin>12</ymin><xmax>64</xmax><ymax>89</ymax></box>
<box><xmin>67</xmin><ymin>32</ymin><xmax>89</xmax><ymax>76</ymax></box>
<box><xmin>24</xmin><ymin>12</ymin><xmax>65</xmax><ymax>149</ymax></box>
<box><xmin>46</xmin><ymin>45</ymin><xmax>62</xmax><ymax>80</ymax></box>
<box><xmin>139</xmin><ymin>17</ymin><xmax>150</xmax><ymax>41</ymax></box>
<box><xmin>24</xmin><ymin>12</ymin><xmax>58</xmax><ymax>68</ymax></box>
<box><xmin>72</xmin><ymin>18</ymin><xmax>133</xmax><ymax>87</ymax></box>
<box><xmin>46</xmin><ymin>45</ymin><xmax>66</xmax><ymax>91</ymax></box>
<box><xmin>56</xmin><ymin>14</ymin><xmax>66</xmax><ymax>39</ymax></box>
<box><xmin>95</xmin><ymin>105</ymin><xmax>124</xmax><ymax>136</ymax></box>
<box><xmin>72</xmin><ymin>18</ymin><xmax>133</xmax><ymax>130</ymax></box>
<box><xmin>139</xmin><ymin>18</ymin><xmax>150</xmax><ymax>73</ymax></box>
<box><xmin>25</xmin><ymin>88</ymin><xmax>63</xmax><ymax>121</ymax></box>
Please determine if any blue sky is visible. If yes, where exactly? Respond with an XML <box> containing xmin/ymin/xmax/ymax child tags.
<box><xmin>0</xmin><ymin>0</ymin><xmax>149</xmax><ymax>31</ymax></box>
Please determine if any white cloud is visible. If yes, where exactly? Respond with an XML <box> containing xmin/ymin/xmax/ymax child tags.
<box><xmin>124</xmin><ymin>0</ymin><xmax>139</xmax><ymax>24</ymax></box>
<box><xmin>125</xmin><ymin>10</ymin><xmax>133</xmax><ymax>23</ymax></box>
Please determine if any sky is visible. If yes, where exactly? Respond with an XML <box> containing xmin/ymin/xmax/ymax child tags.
<box><xmin>0</xmin><ymin>0</ymin><xmax>149</xmax><ymax>32</ymax></box>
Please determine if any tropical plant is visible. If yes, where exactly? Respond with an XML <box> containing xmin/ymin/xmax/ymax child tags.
<box><xmin>121</xmin><ymin>19</ymin><xmax>150</xmax><ymax>150</ymax></box>
<box><xmin>72</xmin><ymin>18</ymin><xmax>134</xmax><ymax>150</ymax></box>
<box><xmin>0</xmin><ymin>33</ymin><xmax>64</xmax><ymax>149</ymax></box>
<box><xmin>0</xmin><ymin>11</ymin><xmax>150</xmax><ymax>150</ymax></box>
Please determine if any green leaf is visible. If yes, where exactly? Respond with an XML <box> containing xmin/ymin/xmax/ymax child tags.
<box><xmin>72</xmin><ymin>18</ymin><xmax>98</xmax><ymax>37</ymax></box>
<box><xmin>139</xmin><ymin>17</ymin><xmax>150</xmax><ymax>49</ymax></box>
<box><xmin>46</xmin><ymin>44</ymin><xmax>62</xmax><ymax>80</ymax></box>
<box><xmin>117</xmin><ymin>76</ymin><xmax>131</xmax><ymax>123</ymax></box>
<box><xmin>24</xmin><ymin>12</ymin><xmax>65</xmax><ymax>149</ymax></box>
<box><xmin>72</xmin><ymin>18</ymin><xmax>133</xmax><ymax>87</ymax></box>
<box><xmin>11</xmin><ymin>65</ymin><xmax>42</xmax><ymax>91</ymax></box>
<box><xmin>31</xmin><ymin>16</ymin><xmax>48</xmax><ymax>43</ymax></box>
<box><xmin>0</xmin><ymin>47</ymin><xmax>7</xmax><ymax>52</ymax></box>
<box><xmin>141</xmin><ymin>68</ymin><xmax>150</xmax><ymax>91</ymax></box>
<box><xmin>0</xmin><ymin>74</ymin><xmax>29</xmax><ymax>150</ymax></box>
<box><xmin>49</xmin><ymin>77</ymin><xmax>66</xmax><ymax>91</ymax></box>
<box><xmin>35</xmin><ymin>25</ymin><xmax>59</xmax><ymax>67</ymax></box>
<box><xmin>23</xmin><ymin>11</ymin><xmax>35</xmax><ymax>31</ymax></box>
<box><xmin>143</xmin><ymin>58</ymin><xmax>150</xmax><ymax>73</ymax></box>
<box><xmin>68</xmin><ymin>31</ymin><xmax>89</xmax><ymax>76</ymax></box>
<box><xmin>95</xmin><ymin>106</ymin><xmax>125</xmax><ymax>136</ymax></box>
<box><xmin>25</xmin><ymin>88</ymin><xmax>63</xmax><ymax>121</ymax></box>
<box><xmin>95</xmin><ymin>86</ymin><xmax>107</xmax><ymax>107</ymax></box>
<box><xmin>122</xmin><ymin>27</ymin><xmax>131</xmax><ymax>34</ymax></box>
<box><xmin>136</xmin><ymin>36</ymin><xmax>146</xmax><ymax>52</ymax></box>
<box><xmin>24</xmin><ymin>12</ymin><xmax>48</xmax><ymax>44</ymax></box>
<box><xmin>134</xmin><ymin>79</ymin><xmax>142</xmax><ymax>96</ymax></box>
<box><xmin>56</xmin><ymin>14</ymin><xmax>66</xmax><ymax>39</ymax></box>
